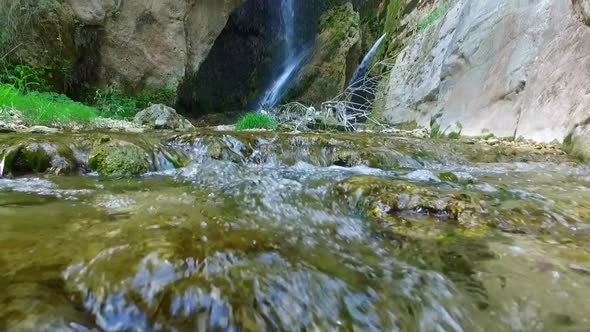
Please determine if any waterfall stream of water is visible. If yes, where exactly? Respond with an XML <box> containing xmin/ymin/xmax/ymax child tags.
<box><xmin>259</xmin><ymin>0</ymin><xmax>303</xmax><ymax>109</ymax></box>
<box><xmin>348</xmin><ymin>34</ymin><xmax>387</xmax><ymax>88</ymax></box>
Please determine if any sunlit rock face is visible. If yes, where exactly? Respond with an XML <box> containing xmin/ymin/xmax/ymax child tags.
<box><xmin>381</xmin><ymin>0</ymin><xmax>590</xmax><ymax>142</ymax></box>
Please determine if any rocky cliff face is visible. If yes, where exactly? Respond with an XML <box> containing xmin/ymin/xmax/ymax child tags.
<box><xmin>9</xmin><ymin>0</ymin><xmax>241</xmax><ymax>92</ymax></box>
<box><xmin>287</xmin><ymin>3</ymin><xmax>361</xmax><ymax>108</ymax></box>
<box><xmin>379</xmin><ymin>0</ymin><xmax>590</xmax><ymax>142</ymax></box>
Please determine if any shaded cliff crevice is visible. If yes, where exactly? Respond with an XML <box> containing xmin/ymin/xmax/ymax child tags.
<box><xmin>176</xmin><ymin>0</ymin><xmax>284</xmax><ymax>117</ymax></box>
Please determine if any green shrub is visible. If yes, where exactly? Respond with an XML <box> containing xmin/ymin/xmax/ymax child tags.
<box><xmin>0</xmin><ymin>83</ymin><xmax>97</xmax><ymax>125</ymax></box>
<box><xmin>0</xmin><ymin>0</ymin><xmax>59</xmax><ymax>53</ymax></box>
<box><xmin>235</xmin><ymin>113</ymin><xmax>277</xmax><ymax>131</ymax></box>
<box><xmin>0</xmin><ymin>62</ymin><xmax>52</xmax><ymax>93</ymax></box>
<box><xmin>135</xmin><ymin>85</ymin><xmax>177</xmax><ymax>109</ymax></box>
<box><xmin>93</xmin><ymin>88</ymin><xmax>138</xmax><ymax>119</ymax></box>
<box><xmin>93</xmin><ymin>86</ymin><xmax>177</xmax><ymax>120</ymax></box>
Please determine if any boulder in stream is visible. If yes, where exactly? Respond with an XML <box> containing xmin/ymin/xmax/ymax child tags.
<box><xmin>134</xmin><ymin>104</ymin><xmax>195</xmax><ymax>131</ymax></box>
<box><xmin>88</xmin><ymin>137</ymin><xmax>151</xmax><ymax>176</ymax></box>
<box><xmin>564</xmin><ymin>123</ymin><xmax>590</xmax><ymax>163</ymax></box>
<box><xmin>0</xmin><ymin>141</ymin><xmax>78</xmax><ymax>176</ymax></box>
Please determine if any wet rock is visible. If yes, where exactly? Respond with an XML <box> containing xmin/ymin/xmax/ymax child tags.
<box><xmin>330</xmin><ymin>147</ymin><xmax>363</xmax><ymax>167</ymax></box>
<box><xmin>288</xmin><ymin>3</ymin><xmax>361</xmax><ymax>107</ymax></box>
<box><xmin>88</xmin><ymin>137</ymin><xmax>151</xmax><ymax>176</ymax></box>
<box><xmin>564</xmin><ymin>123</ymin><xmax>590</xmax><ymax>163</ymax></box>
<box><xmin>0</xmin><ymin>142</ymin><xmax>77</xmax><ymax>176</ymax></box>
<box><xmin>405</xmin><ymin>170</ymin><xmax>441</xmax><ymax>182</ymax></box>
<box><xmin>27</xmin><ymin>126</ymin><xmax>60</xmax><ymax>134</ymax></box>
<box><xmin>204</xmin><ymin>136</ymin><xmax>250</xmax><ymax>163</ymax></box>
<box><xmin>569</xmin><ymin>263</ymin><xmax>590</xmax><ymax>275</ymax></box>
<box><xmin>134</xmin><ymin>104</ymin><xmax>195</xmax><ymax>131</ymax></box>
<box><xmin>335</xmin><ymin>176</ymin><xmax>479</xmax><ymax>224</ymax></box>
<box><xmin>0</xmin><ymin>120</ymin><xmax>27</xmax><ymax>133</ymax></box>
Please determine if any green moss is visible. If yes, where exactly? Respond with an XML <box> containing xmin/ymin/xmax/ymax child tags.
<box><xmin>88</xmin><ymin>139</ymin><xmax>151</xmax><ymax>176</ymax></box>
<box><xmin>235</xmin><ymin>113</ymin><xmax>277</xmax><ymax>131</ymax></box>
<box><xmin>438</xmin><ymin>172</ymin><xmax>460</xmax><ymax>184</ymax></box>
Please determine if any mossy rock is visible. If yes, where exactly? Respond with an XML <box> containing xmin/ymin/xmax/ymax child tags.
<box><xmin>88</xmin><ymin>137</ymin><xmax>151</xmax><ymax>177</ymax></box>
<box><xmin>334</xmin><ymin>175</ymin><xmax>571</xmax><ymax>235</ymax></box>
<box><xmin>335</xmin><ymin>176</ymin><xmax>479</xmax><ymax>224</ymax></box>
<box><xmin>203</xmin><ymin>136</ymin><xmax>253</xmax><ymax>163</ymax></box>
<box><xmin>0</xmin><ymin>142</ymin><xmax>77</xmax><ymax>176</ymax></box>
<box><xmin>564</xmin><ymin>124</ymin><xmax>590</xmax><ymax>163</ymax></box>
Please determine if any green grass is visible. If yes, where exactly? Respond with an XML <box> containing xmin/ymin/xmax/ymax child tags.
<box><xmin>235</xmin><ymin>113</ymin><xmax>277</xmax><ymax>131</ymax></box>
<box><xmin>0</xmin><ymin>84</ymin><xmax>97</xmax><ymax>125</ymax></box>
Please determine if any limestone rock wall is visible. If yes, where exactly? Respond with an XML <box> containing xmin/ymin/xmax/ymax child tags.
<box><xmin>380</xmin><ymin>0</ymin><xmax>590</xmax><ymax>142</ymax></box>
<box><xmin>12</xmin><ymin>0</ymin><xmax>241</xmax><ymax>92</ymax></box>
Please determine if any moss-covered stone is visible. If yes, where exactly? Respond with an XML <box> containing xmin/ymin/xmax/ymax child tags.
<box><xmin>335</xmin><ymin>176</ymin><xmax>479</xmax><ymax>223</ymax></box>
<box><xmin>88</xmin><ymin>137</ymin><xmax>151</xmax><ymax>177</ymax></box>
<box><xmin>333</xmin><ymin>173</ymin><xmax>575</xmax><ymax>236</ymax></box>
<box><xmin>0</xmin><ymin>141</ymin><xmax>77</xmax><ymax>176</ymax></box>
<box><xmin>563</xmin><ymin>124</ymin><xmax>590</xmax><ymax>163</ymax></box>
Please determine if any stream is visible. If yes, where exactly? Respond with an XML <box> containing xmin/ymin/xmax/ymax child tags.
<box><xmin>1</xmin><ymin>131</ymin><xmax>590</xmax><ymax>331</ymax></box>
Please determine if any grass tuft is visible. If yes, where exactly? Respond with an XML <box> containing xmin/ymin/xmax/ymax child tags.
<box><xmin>235</xmin><ymin>113</ymin><xmax>277</xmax><ymax>131</ymax></box>
<box><xmin>418</xmin><ymin>3</ymin><xmax>449</xmax><ymax>31</ymax></box>
<box><xmin>0</xmin><ymin>83</ymin><xmax>97</xmax><ymax>125</ymax></box>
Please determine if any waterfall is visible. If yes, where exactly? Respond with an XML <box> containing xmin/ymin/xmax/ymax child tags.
<box><xmin>259</xmin><ymin>0</ymin><xmax>303</xmax><ymax>109</ymax></box>
<box><xmin>348</xmin><ymin>34</ymin><xmax>387</xmax><ymax>88</ymax></box>
<box><xmin>0</xmin><ymin>154</ymin><xmax>5</xmax><ymax>177</ymax></box>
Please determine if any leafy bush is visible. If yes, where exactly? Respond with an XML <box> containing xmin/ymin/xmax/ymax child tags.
<box><xmin>135</xmin><ymin>85</ymin><xmax>177</xmax><ymax>109</ymax></box>
<box><xmin>0</xmin><ymin>83</ymin><xmax>97</xmax><ymax>125</ymax></box>
<box><xmin>93</xmin><ymin>86</ymin><xmax>177</xmax><ymax>120</ymax></box>
<box><xmin>235</xmin><ymin>113</ymin><xmax>277</xmax><ymax>131</ymax></box>
<box><xmin>93</xmin><ymin>88</ymin><xmax>138</xmax><ymax>119</ymax></box>
<box><xmin>0</xmin><ymin>62</ymin><xmax>52</xmax><ymax>93</ymax></box>
<box><xmin>0</xmin><ymin>0</ymin><xmax>59</xmax><ymax>54</ymax></box>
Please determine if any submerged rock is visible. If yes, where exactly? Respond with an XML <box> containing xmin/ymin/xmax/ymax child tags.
<box><xmin>335</xmin><ymin>176</ymin><xmax>478</xmax><ymax>223</ymax></box>
<box><xmin>334</xmin><ymin>175</ymin><xmax>572</xmax><ymax>235</ymax></box>
<box><xmin>88</xmin><ymin>137</ymin><xmax>151</xmax><ymax>176</ymax></box>
<box><xmin>134</xmin><ymin>104</ymin><xmax>195</xmax><ymax>131</ymax></box>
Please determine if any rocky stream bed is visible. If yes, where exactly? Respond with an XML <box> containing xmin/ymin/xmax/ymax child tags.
<box><xmin>1</xmin><ymin>130</ymin><xmax>589</xmax><ymax>331</ymax></box>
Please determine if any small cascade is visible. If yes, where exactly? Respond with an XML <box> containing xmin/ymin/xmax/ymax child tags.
<box><xmin>348</xmin><ymin>34</ymin><xmax>387</xmax><ymax>88</ymax></box>
<box><xmin>0</xmin><ymin>154</ymin><xmax>5</xmax><ymax>177</ymax></box>
<box><xmin>259</xmin><ymin>0</ymin><xmax>304</xmax><ymax>109</ymax></box>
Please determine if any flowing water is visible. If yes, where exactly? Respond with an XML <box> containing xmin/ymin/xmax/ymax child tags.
<box><xmin>348</xmin><ymin>34</ymin><xmax>387</xmax><ymax>88</ymax></box>
<box><xmin>259</xmin><ymin>0</ymin><xmax>304</xmax><ymax>109</ymax></box>
<box><xmin>1</xmin><ymin>132</ymin><xmax>590</xmax><ymax>331</ymax></box>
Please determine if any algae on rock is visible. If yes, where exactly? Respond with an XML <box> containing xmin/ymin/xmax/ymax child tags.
<box><xmin>88</xmin><ymin>137</ymin><xmax>151</xmax><ymax>177</ymax></box>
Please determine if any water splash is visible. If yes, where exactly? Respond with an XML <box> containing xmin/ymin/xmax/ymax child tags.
<box><xmin>348</xmin><ymin>34</ymin><xmax>387</xmax><ymax>88</ymax></box>
<box><xmin>259</xmin><ymin>0</ymin><xmax>304</xmax><ymax>109</ymax></box>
